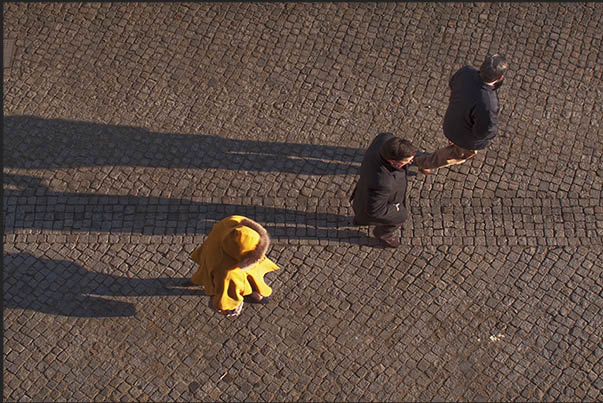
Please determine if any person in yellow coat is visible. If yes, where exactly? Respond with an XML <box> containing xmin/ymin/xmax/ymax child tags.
<box><xmin>188</xmin><ymin>215</ymin><xmax>279</xmax><ymax>317</ymax></box>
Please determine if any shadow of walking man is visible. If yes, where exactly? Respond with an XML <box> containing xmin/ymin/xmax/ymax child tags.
<box><xmin>4</xmin><ymin>172</ymin><xmax>369</xmax><ymax>243</ymax></box>
<box><xmin>4</xmin><ymin>115</ymin><xmax>363</xmax><ymax>175</ymax></box>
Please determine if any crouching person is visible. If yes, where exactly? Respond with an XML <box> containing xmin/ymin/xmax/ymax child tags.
<box><xmin>189</xmin><ymin>215</ymin><xmax>279</xmax><ymax>317</ymax></box>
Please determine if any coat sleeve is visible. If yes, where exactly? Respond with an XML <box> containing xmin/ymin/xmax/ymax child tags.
<box><xmin>364</xmin><ymin>176</ymin><xmax>406</xmax><ymax>224</ymax></box>
<box><xmin>191</xmin><ymin>244</ymin><xmax>204</xmax><ymax>264</ymax></box>
<box><xmin>471</xmin><ymin>101</ymin><xmax>498</xmax><ymax>144</ymax></box>
<box><xmin>449</xmin><ymin>69</ymin><xmax>458</xmax><ymax>89</ymax></box>
<box><xmin>449</xmin><ymin>66</ymin><xmax>467</xmax><ymax>88</ymax></box>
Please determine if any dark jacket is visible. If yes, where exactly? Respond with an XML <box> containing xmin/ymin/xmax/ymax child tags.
<box><xmin>443</xmin><ymin>66</ymin><xmax>500</xmax><ymax>150</ymax></box>
<box><xmin>352</xmin><ymin>133</ymin><xmax>409</xmax><ymax>226</ymax></box>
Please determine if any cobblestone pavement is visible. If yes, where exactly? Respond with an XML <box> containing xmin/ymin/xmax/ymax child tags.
<box><xmin>3</xmin><ymin>3</ymin><xmax>602</xmax><ymax>402</ymax></box>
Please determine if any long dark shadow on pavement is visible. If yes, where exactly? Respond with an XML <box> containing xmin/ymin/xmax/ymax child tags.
<box><xmin>5</xmin><ymin>173</ymin><xmax>368</xmax><ymax>244</ymax></box>
<box><xmin>3</xmin><ymin>252</ymin><xmax>204</xmax><ymax>318</ymax></box>
<box><xmin>4</xmin><ymin>115</ymin><xmax>363</xmax><ymax>174</ymax></box>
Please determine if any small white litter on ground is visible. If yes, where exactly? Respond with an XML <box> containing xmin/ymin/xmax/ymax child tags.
<box><xmin>489</xmin><ymin>333</ymin><xmax>505</xmax><ymax>342</ymax></box>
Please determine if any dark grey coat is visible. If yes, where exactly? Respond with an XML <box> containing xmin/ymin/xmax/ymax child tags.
<box><xmin>352</xmin><ymin>133</ymin><xmax>409</xmax><ymax>226</ymax></box>
<box><xmin>443</xmin><ymin>66</ymin><xmax>500</xmax><ymax>150</ymax></box>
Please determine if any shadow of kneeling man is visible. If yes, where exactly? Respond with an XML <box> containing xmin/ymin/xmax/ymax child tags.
<box><xmin>3</xmin><ymin>252</ymin><xmax>202</xmax><ymax>318</ymax></box>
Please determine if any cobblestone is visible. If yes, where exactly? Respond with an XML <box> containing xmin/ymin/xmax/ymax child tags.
<box><xmin>4</xmin><ymin>2</ymin><xmax>603</xmax><ymax>402</ymax></box>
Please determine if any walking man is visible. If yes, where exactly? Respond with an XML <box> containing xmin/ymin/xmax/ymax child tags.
<box><xmin>415</xmin><ymin>54</ymin><xmax>508</xmax><ymax>174</ymax></box>
<box><xmin>351</xmin><ymin>133</ymin><xmax>417</xmax><ymax>248</ymax></box>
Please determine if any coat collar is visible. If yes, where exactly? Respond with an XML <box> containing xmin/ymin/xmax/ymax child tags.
<box><xmin>231</xmin><ymin>218</ymin><xmax>270</xmax><ymax>271</ymax></box>
<box><xmin>379</xmin><ymin>154</ymin><xmax>407</xmax><ymax>173</ymax></box>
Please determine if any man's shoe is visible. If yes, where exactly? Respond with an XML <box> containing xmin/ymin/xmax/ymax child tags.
<box><xmin>379</xmin><ymin>236</ymin><xmax>401</xmax><ymax>248</ymax></box>
<box><xmin>372</xmin><ymin>226</ymin><xmax>385</xmax><ymax>238</ymax></box>
<box><xmin>372</xmin><ymin>227</ymin><xmax>401</xmax><ymax>248</ymax></box>
<box><xmin>244</xmin><ymin>292</ymin><xmax>264</xmax><ymax>303</ymax></box>
<box><xmin>419</xmin><ymin>168</ymin><xmax>432</xmax><ymax>175</ymax></box>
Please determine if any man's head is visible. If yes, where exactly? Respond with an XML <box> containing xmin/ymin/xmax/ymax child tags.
<box><xmin>380</xmin><ymin>135</ymin><xmax>417</xmax><ymax>169</ymax></box>
<box><xmin>480</xmin><ymin>54</ymin><xmax>508</xmax><ymax>84</ymax></box>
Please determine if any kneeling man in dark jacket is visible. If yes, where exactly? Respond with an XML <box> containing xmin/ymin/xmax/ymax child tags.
<box><xmin>351</xmin><ymin>133</ymin><xmax>417</xmax><ymax>248</ymax></box>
